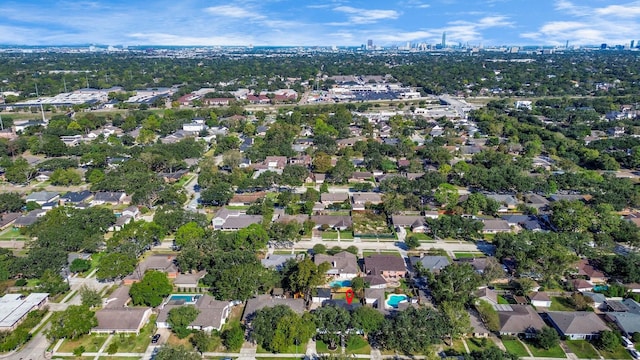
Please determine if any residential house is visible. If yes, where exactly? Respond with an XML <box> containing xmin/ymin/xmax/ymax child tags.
<box><xmin>93</xmin><ymin>308</ymin><xmax>153</xmax><ymax>334</ymax></box>
<box><xmin>574</xmin><ymin>259</ymin><xmax>607</xmax><ymax>284</ymax></box>
<box><xmin>392</xmin><ymin>215</ymin><xmax>428</xmax><ymax>233</ymax></box>
<box><xmin>0</xmin><ymin>213</ymin><xmax>20</xmax><ymax>230</ymax></box>
<box><xmin>314</xmin><ymin>251</ymin><xmax>360</xmax><ymax>280</ymax></box>
<box><xmin>485</xmin><ymin>194</ymin><xmax>519</xmax><ymax>212</ymax></box>
<box><xmin>123</xmin><ymin>254</ymin><xmax>179</xmax><ymax>285</ymax></box>
<box><xmin>253</xmin><ymin>156</ymin><xmax>288</xmax><ymax>171</ymax></box>
<box><xmin>242</xmin><ymin>294</ymin><xmax>305</xmax><ymax>324</ymax></box>
<box><xmin>157</xmin><ymin>295</ymin><xmax>233</xmax><ymax>333</ymax></box>
<box><xmin>121</xmin><ymin>206</ymin><xmax>140</xmax><ymax>219</ymax></box>
<box><xmin>203</xmin><ymin>98</ymin><xmax>234</xmax><ymax>106</ymax></box>
<box><xmin>582</xmin><ymin>292</ymin><xmax>606</xmax><ymax>310</ymax></box>
<box><xmin>364</xmin><ymin>255</ymin><xmax>407</xmax><ymax>281</ymax></box>
<box><xmin>0</xmin><ymin>293</ymin><xmax>49</xmax><ymax>331</ymax></box>
<box><xmin>228</xmin><ymin>192</ymin><xmax>266</xmax><ymax>206</ymax></box>
<box><xmin>351</xmin><ymin>193</ymin><xmax>382</xmax><ymax>211</ymax></box>
<box><xmin>410</xmin><ymin>256</ymin><xmax>450</xmax><ymax>274</ymax></box>
<box><xmin>605</xmin><ymin>299</ymin><xmax>640</xmax><ymax>337</ymax></box>
<box><xmin>524</xmin><ymin>193</ymin><xmax>550</xmax><ymax>211</ymax></box>
<box><xmin>174</xmin><ymin>270</ymin><xmax>207</xmax><ymax>289</ymax></box>
<box><xmin>362</xmin><ymin>274</ymin><xmax>387</xmax><ymax>289</ymax></box>
<box><xmin>310</xmin><ymin>215</ymin><xmax>352</xmax><ymax>231</ymax></box>
<box><xmin>547</xmin><ymin>311</ymin><xmax>609</xmax><ymax>340</ymax></box>
<box><xmin>13</xmin><ymin>209</ymin><xmax>47</xmax><ymax>228</ymax></box>
<box><xmin>320</xmin><ymin>192</ymin><xmax>349</xmax><ymax>205</ymax></box>
<box><xmin>212</xmin><ymin>208</ymin><xmax>263</xmax><ymax>231</ymax></box>
<box><xmin>364</xmin><ymin>288</ymin><xmax>386</xmax><ymax>308</ymax></box>
<box><xmin>529</xmin><ymin>292</ymin><xmax>552</xmax><ymax>308</ymax></box>
<box><xmin>262</xmin><ymin>254</ymin><xmax>297</xmax><ymax>271</ymax></box>
<box><xmin>569</xmin><ymin>279</ymin><xmax>593</xmax><ymax>292</ymax></box>
<box><xmin>496</xmin><ymin>304</ymin><xmax>545</xmax><ymax>338</ymax></box>
<box><xmin>349</xmin><ymin>172</ymin><xmax>374</xmax><ymax>183</ymax></box>
<box><xmin>336</xmin><ymin>137</ymin><xmax>366</xmax><ymax>149</ymax></box>
<box><xmin>60</xmin><ymin>190</ymin><xmax>92</xmax><ymax>205</ymax></box>
<box><xmin>482</xmin><ymin>219</ymin><xmax>511</xmax><ymax>234</ymax></box>
<box><xmin>109</xmin><ymin>215</ymin><xmax>132</xmax><ymax>231</ymax></box>
<box><xmin>91</xmin><ymin>192</ymin><xmax>127</xmax><ymax>206</ymax></box>
<box><xmin>25</xmin><ymin>191</ymin><xmax>59</xmax><ymax>206</ymax></box>
<box><xmin>476</xmin><ymin>287</ymin><xmax>498</xmax><ymax>305</ymax></box>
<box><xmin>289</xmin><ymin>155</ymin><xmax>312</xmax><ymax>166</ymax></box>
<box><xmin>312</xmin><ymin>288</ymin><xmax>332</xmax><ymax>304</ymax></box>
<box><xmin>469</xmin><ymin>309</ymin><xmax>491</xmax><ymax>338</ymax></box>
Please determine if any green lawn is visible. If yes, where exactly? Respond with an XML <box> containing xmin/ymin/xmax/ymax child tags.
<box><xmin>0</xmin><ymin>228</ymin><xmax>29</xmax><ymax>241</ymax></box>
<box><xmin>315</xmin><ymin>340</ymin><xmax>338</xmax><ymax>354</ymax></box>
<box><xmin>597</xmin><ymin>344</ymin><xmax>632</xmax><ymax>359</ymax></box>
<box><xmin>57</xmin><ymin>334</ymin><xmax>109</xmax><ymax>353</ymax></box>
<box><xmin>445</xmin><ymin>339</ymin><xmax>467</xmax><ymax>354</ymax></box>
<box><xmin>345</xmin><ymin>336</ymin><xmax>371</xmax><ymax>354</ymax></box>
<box><xmin>406</xmin><ymin>231</ymin><xmax>431</xmax><ymax>241</ymax></box>
<box><xmin>549</xmin><ymin>296</ymin><xmax>577</xmax><ymax>311</ymax></box>
<box><xmin>112</xmin><ymin>315</ymin><xmax>156</xmax><ymax>353</ymax></box>
<box><xmin>501</xmin><ymin>339</ymin><xmax>530</xmax><ymax>357</ymax></box>
<box><xmin>321</xmin><ymin>231</ymin><xmax>339</xmax><ymax>240</ymax></box>
<box><xmin>362</xmin><ymin>251</ymin><xmax>402</xmax><ymax>257</ymax></box>
<box><xmin>466</xmin><ymin>337</ymin><xmax>494</xmax><ymax>352</ymax></box>
<box><xmin>454</xmin><ymin>252</ymin><xmax>485</xmax><ymax>259</ymax></box>
<box><xmin>497</xmin><ymin>295</ymin><xmax>510</xmax><ymax>304</ymax></box>
<box><xmin>339</xmin><ymin>231</ymin><xmax>354</xmax><ymax>240</ymax></box>
<box><xmin>565</xmin><ymin>340</ymin><xmax>600</xmax><ymax>359</ymax></box>
<box><xmin>526</xmin><ymin>341</ymin><xmax>566</xmax><ymax>358</ymax></box>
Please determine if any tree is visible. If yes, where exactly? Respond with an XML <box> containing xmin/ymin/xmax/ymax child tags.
<box><xmin>475</xmin><ymin>300</ymin><xmax>500</xmax><ymax>332</ymax></box>
<box><xmin>351</xmin><ymin>306</ymin><xmax>384</xmax><ymax>336</ymax></box>
<box><xmin>536</xmin><ymin>326</ymin><xmax>560</xmax><ymax>350</ymax></box>
<box><xmin>405</xmin><ymin>235</ymin><xmax>420</xmax><ymax>250</ymax></box>
<box><xmin>70</xmin><ymin>258</ymin><xmax>91</xmax><ymax>273</ymax></box>
<box><xmin>222</xmin><ymin>149</ymin><xmax>243</xmax><ymax>169</ymax></box>
<box><xmin>441</xmin><ymin>301</ymin><xmax>471</xmax><ymax>339</ymax></box>
<box><xmin>429</xmin><ymin>263</ymin><xmax>481</xmax><ymax>305</ymax></box>
<box><xmin>129</xmin><ymin>270</ymin><xmax>173</xmax><ymax>307</ymax></box>
<box><xmin>434</xmin><ymin>183</ymin><xmax>459</xmax><ymax>208</ymax></box>
<box><xmin>174</xmin><ymin>222</ymin><xmax>205</xmax><ymax>248</ymax></box>
<box><xmin>464</xmin><ymin>347</ymin><xmax>519</xmax><ymax>360</ymax></box>
<box><xmin>284</xmin><ymin>258</ymin><xmax>330</xmax><ymax>298</ymax></box>
<box><xmin>376</xmin><ymin>307</ymin><xmax>449</xmax><ymax>354</ymax></box>
<box><xmin>39</xmin><ymin>269</ymin><xmax>70</xmax><ymax>295</ymax></box>
<box><xmin>222</xmin><ymin>324</ymin><xmax>245</xmax><ymax>351</ymax></box>
<box><xmin>350</xmin><ymin>276</ymin><xmax>366</xmax><ymax>297</ymax></box>
<box><xmin>0</xmin><ymin>192</ymin><xmax>25</xmax><ymax>213</ymax></box>
<box><xmin>200</xmin><ymin>182</ymin><xmax>233</xmax><ymax>206</ymax></box>
<box><xmin>312</xmin><ymin>244</ymin><xmax>327</xmax><ymax>255</ymax></box>
<box><xmin>168</xmin><ymin>305</ymin><xmax>200</xmax><ymax>339</ymax></box>
<box><xmin>49</xmin><ymin>168</ymin><xmax>82</xmax><ymax>186</ymax></box>
<box><xmin>191</xmin><ymin>330</ymin><xmax>221</xmax><ymax>354</ymax></box>
<box><xmin>96</xmin><ymin>252</ymin><xmax>137</xmax><ymax>281</ymax></box>
<box><xmin>47</xmin><ymin>305</ymin><xmax>97</xmax><ymax>341</ymax></box>
<box><xmin>251</xmin><ymin>305</ymin><xmax>314</xmax><ymax>353</ymax></box>
<box><xmin>106</xmin><ymin>342</ymin><xmax>119</xmax><ymax>355</ymax></box>
<box><xmin>79</xmin><ymin>285</ymin><xmax>102</xmax><ymax>308</ymax></box>
<box><xmin>314</xmin><ymin>305</ymin><xmax>352</xmax><ymax>349</ymax></box>
<box><xmin>596</xmin><ymin>330</ymin><xmax>619</xmax><ymax>351</ymax></box>
<box><xmin>155</xmin><ymin>345</ymin><xmax>201</xmax><ymax>360</ymax></box>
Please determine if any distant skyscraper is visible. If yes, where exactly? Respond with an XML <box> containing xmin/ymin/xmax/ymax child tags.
<box><xmin>441</xmin><ymin>32</ymin><xmax>446</xmax><ymax>48</ymax></box>
<box><xmin>631</xmin><ymin>40</ymin><xmax>635</xmax><ymax>48</ymax></box>
<box><xmin>565</xmin><ymin>40</ymin><xmax>569</xmax><ymax>49</ymax></box>
<box><xmin>601</xmin><ymin>43</ymin><xmax>608</xmax><ymax>49</ymax></box>
<box><xmin>367</xmin><ymin>39</ymin><xmax>373</xmax><ymax>50</ymax></box>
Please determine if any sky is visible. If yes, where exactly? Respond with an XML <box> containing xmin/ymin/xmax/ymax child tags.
<box><xmin>1</xmin><ymin>0</ymin><xmax>640</xmax><ymax>47</ymax></box>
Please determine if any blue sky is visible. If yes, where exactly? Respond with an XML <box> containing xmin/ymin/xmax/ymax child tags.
<box><xmin>1</xmin><ymin>0</ymin><xmax>640</xmax><ymax>46</ymax></box>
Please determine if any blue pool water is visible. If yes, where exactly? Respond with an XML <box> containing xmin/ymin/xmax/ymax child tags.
<box><xmin>167</xmin><ymin>294</ymin><xmax>201</xmax><ymax>304</ymax></box>
<box><xmin>329</xmin><ymin>279</ymin><xmax>352</xmax><ymax>287</ymax></box>
<box><xmin>386</xmin><ymin>294</ymin><xmax>409</xmax><ymax>308</ymax></box>
<box><xmin>593</xmin><ymin>285</ymin><xmax>608</xmax><ymax>292</ymax></box>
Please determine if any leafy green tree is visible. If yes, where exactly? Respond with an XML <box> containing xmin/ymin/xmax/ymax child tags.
<box><xmin>106</xmin><ymin>342</ymin><xmax>119</xmax><ymax>355</ymax></box>
<box><xmin>441</xmin><ymin>301</ymin><xmax>472</xmax><ymax>339</ymax></box>
<box><xmin>312</xmin><ymin>244</ymin><xmax>327</xmax><ymax>254</ymax></box>
<box><xmin>284</xmin><ymin>258</ymin><xmax>330</xmax><ymax>299</ymax></box>
<box><xmin>222</xmin><ymin>324</ymin><xmax>245</xmax><ymax>351</ymax></box>
<box><xmin>434</xmin><ymin>183</ymin><xmax>459</xmax><ymax>208</ymax></box>
<box><xmin>376</xmin><ymin>307</ymin><xmax>449</xmax><ymax>354</ymax></box>
<box><xmin>168</xmin><ymin>305</ymin><xmax>200</xmax><ymax>339</ymax></box>
<box><xmin>200</xmin><ymin>182</ymin><xmax>233</xmax><ymax>206</ymax></box>
<box><xmin>49</xmin><ymin>168</ymin><xmax>82</xmax><ymax>186</ymax></box>
<box><xmin>405</xmin><ymin>235</ymin><xmax>420</xmax><ymax>250</ymax></box>
<box><xmin>190</xmin><ymin>330</ymin><xmax>221</xmax><ymax>354</ymax></box>
<box><xmin>251</xmin><ymin>305</ymin><xmax>314</xmax><ymax>353</ymax></box>
<box><xmin>475</xmin><ymin>300</ymin><xmax>500</xmax><ymax>332</ymax></box>
<box><xmin>70</xmin><ymin>258</ymin><xmax>91</xmax><ymax>273</ymax></box>
<box><xmin>314</xmin><ymin>305</ymin><xmax>352</xmax><ymax>349</ymax></box>
<box><xmin>96</xmin><ymin>252</ymin><xmax>137</xmax><ymax>281</ymax></box>
<box><xmin>596</xmin><ymin>330</ymin><xmax>619</xmax><ymax>351</ymax></box>
<box><xmin>536</xmin><ymin>326</ymin><xmax>560</xmax><ymax>350</ymax></box>
<box><xmin>79</xmin><ymin>285</ymin><xmax>102</xmax><ymax>308</ymax></box>
<box><xmin>47</xmin><ymin>305</ymin><xmax>97</xmax><ymax>341</ymax></box>
<box><xmin>0</xmin><ymin>192</ymin><xmax>24</xmax><ymax>213</ymax></box>
<box><xmin>129</xmin><ymin>270</ymin><xmax>173</xmax><ymax>307</ymax></box>
<box><xmin>351</xmin><ymin>306</ymin><xmax>385</xmax><ymax>336</ymax></box>
<box><xmin>429</xmin><ymin>263</ymin><xmax>481</xmax><ymax>305</ymax></box>
<box><xmin>464</xmin><ymin>347</ymin><xmax>519</xmax><ymax>360</ymax></box>
<box><xmin>39</xmin><ymin>269</ymin><xmax>70</xmax><ymax>295</ymax></box>
<box><xmin>155</xmin><ymin>344</ymin><xmax>201</xmax><ymax>360</ymax></box>
<box><xmin>174</xmin><ymin>222</ymin><xmax>205</xmax><ymax>248</ymax></box>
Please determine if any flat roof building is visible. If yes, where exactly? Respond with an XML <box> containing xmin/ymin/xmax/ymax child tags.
<box><xmin>0</xmin><ymin>293</ymin><xmax>49</xmax><ymax>331</ymax></box>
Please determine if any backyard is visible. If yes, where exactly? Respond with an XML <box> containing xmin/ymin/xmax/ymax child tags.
<box><xmin>352</xmin><ymin>212</ymin><xmax>393</xmax><ymax>236</ymax></box>
<box><xmin>525</xmin><ymin>340</ymin><xmax>566</xmax><ymax>358</ymax></box>
<box><xmin>549</xmin><ymin>296</ymin><xmax>577</xmax><ymax>311</ymax></box>
<box><xmin>501</xmin><ymin>339</ymin><xmax>530</xmax><ymax>357</ymax></box>
<box><xmin>57</xmin><ymin>334</ymin><xmax>109</xmax><ymax>353</ymax></box>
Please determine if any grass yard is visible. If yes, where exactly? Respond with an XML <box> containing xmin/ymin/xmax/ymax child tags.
<box><xmin>345</xmin><ymin>336</ymin><xmax>371</xmax><ymax>354</ymax></box>
<box><xmin>57</xmin><ymin>334</ymin><xmax>109</xmax><ymax>353</ymax></box>
<box><xmin>526</xmin><ymin>341</ymin><xmax>566</xmax><ymax>358</ymax></box>
<box><xmin>466</xmin><ymin>337</ymin><xmax>493</xmax><ymax>352</ymax></box>
<box><xmin>445</xmin><ymin>339</ymin><xmax>467</xmax><ymax>354</ymax></box>
<box><xmin>321</xmin><ymin>231</ymin><xmax>339</xmax><ymax>240</ymax></box>
<box><xmin>0</xmin><ymin>228</ymin><xmax>29</xmax><ymax>241</ymax></box>
<box><xmin>549</xmin><ymin>296</ymin><xmax>577</xmax><ymax>311</ymax></box>
<box><xmin>112</xmin><ymin>315</ymin><xmax>156</xmax><ymax>353</ymax></box>
<box><xmin>597</xmin><ymin>344</ymin><xmax>632</xmax><ymax>359</ymax></box>
<box><xmin>352</xmin><ymin>211</ymin><xmax>392</xmax><ymax>236</ymax></box>
<box><xmin>362</xmin><ymin>251</ymin><xmax>402</xmax><ymax>257</ymax></box>
<box><xmin>565</xmin><ymin>340</ymin><xmax>600</xmax><ymax>359</ymax></box>
<box><xmin>339</xmin><ymin>231</ymin><xmax>354</xmax><ymax>240</ymax></box>
<box><xmin>407</xmin><ymin>231</ymin><xmax>431</xmax><ymax>241</ymax></box>
<box><xmin>454</xmin><ymin>252</ymin><xmax>485</xmax><ymax>259</ymax></box>
<box><xmin>501</xmin><ymin>339</ymin><xmax>530</xmax><ymax>357</ymax></box>
<box><xmin>315</xmin><ymin>340</ymin><xmax>337</xmax><ymax>354</ymax></box>
<box><xmin>497</xmin><ymin>295</ymin><xmax>511</xmax><ymax>304</ymax></box>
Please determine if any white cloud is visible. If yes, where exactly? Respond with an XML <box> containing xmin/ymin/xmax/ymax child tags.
<box><xmin>334</xmin><ymin>6</ymin><xmax>401</xmax><ymax>24</ymax></box>
<box><xmin>204</xmin><ymin>5</ymin><xmax>264</xmax><ymax>19</ymax></box>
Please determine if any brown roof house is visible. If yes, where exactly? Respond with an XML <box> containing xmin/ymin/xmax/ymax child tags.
<box><xmin>123</xmin><ymin>254</ymin><xmax>179</xmax><ymax>285</ymax></box>
<box><xmin>157</xmin><ymin>294</ymin><xmax>233</xmax><ymax>333</ymax></box>
<box><xmin>392</xmin><ymin>215</ymin><xmax>428</xmax><ymax>233</ymax></box>
<box><xmin>482</xmin><ymin>219</ymin><xmax>511</xmax><ymax>234</ymax></box>
<box><xmin>310</xmin><ymin>215</ymin><xmax>352</xmax><ymax>231</ymax></box>
<box><xmin>93</xmin><ymin>285</ymin><xmax>151</xmax><ymax>335</ymax></box>
<box><xmin>496</xmin><ymin>304</ymin><xmax>545</xmax><ymax>338</ymax></box>
<box><xmin>546</xmin><ymin>311</ymin><xmax>609</xmax><ymax>340</ymax></box>
<box><xmin>351</xmin><ymin>193</ymin><xmax>383</xmax><ymax>211</ymax></box>
<box><xmin>529</xmin><ymin>292</ymin><xmax>552</xmax><ymax>308</ymax></box>
<box><xmin>574</xmin><ymin>259</ymin><xmax>607</xmax><ymax>284</ymax></box>
<box><xmin>314</xmin><ymin>251</ymin><xmax>360</xmax><ymax>280</ymax></box>
<box><xmin>242</xmin><ymin>294</ymin><xmax>305</xmax><ymax>324</ymax></box>
<box><xmin>364</xmin><ymin>255</ymin><xmax>407</xmax><ymax>281</ymax></box>
<box><xmin>212</xmin><ymin>208</ymin><xmax>263</xmax><ymax>231</ymax></box>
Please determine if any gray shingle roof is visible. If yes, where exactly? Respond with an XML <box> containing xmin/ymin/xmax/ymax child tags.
<box><xmin>547</xmin><ymin>311</ymin><xmax>609</xmax><ymax>335</ymax></box>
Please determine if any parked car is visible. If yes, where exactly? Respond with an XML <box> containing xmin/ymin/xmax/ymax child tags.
<box><xmin>151</xmin><ymin>334</ymin><xmax>161</xmax><ymax>344</ymax></box>
<box><xmin>630</xmin><ymin>349</ymin><xmax>640</xmax><ymax>360</ymax></box>
<box><xmin>622</xmin><ymin>336</ymin><xmax>634</xmax><ymax>348</ymax></box>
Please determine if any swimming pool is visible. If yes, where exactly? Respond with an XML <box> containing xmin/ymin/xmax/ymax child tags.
<box><xmin>329</xmin><ymin>279</ymin><xmax>352</xmax><ymax>288</ymax></box>
<box><xmin>386</xmin><ymin>294</ymin><xmax>409</xmax><ymax>308</ymax></box>
<box><xmin>167</xmin><ymin>294</ymin><xmax>201</xmax><ymax>304</ymax></box>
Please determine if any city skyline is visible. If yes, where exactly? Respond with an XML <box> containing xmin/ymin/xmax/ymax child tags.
<box><xmin>1</xmin><ymin>0</ymin><xmax>640</xmax><ymax>47</ymax></box>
